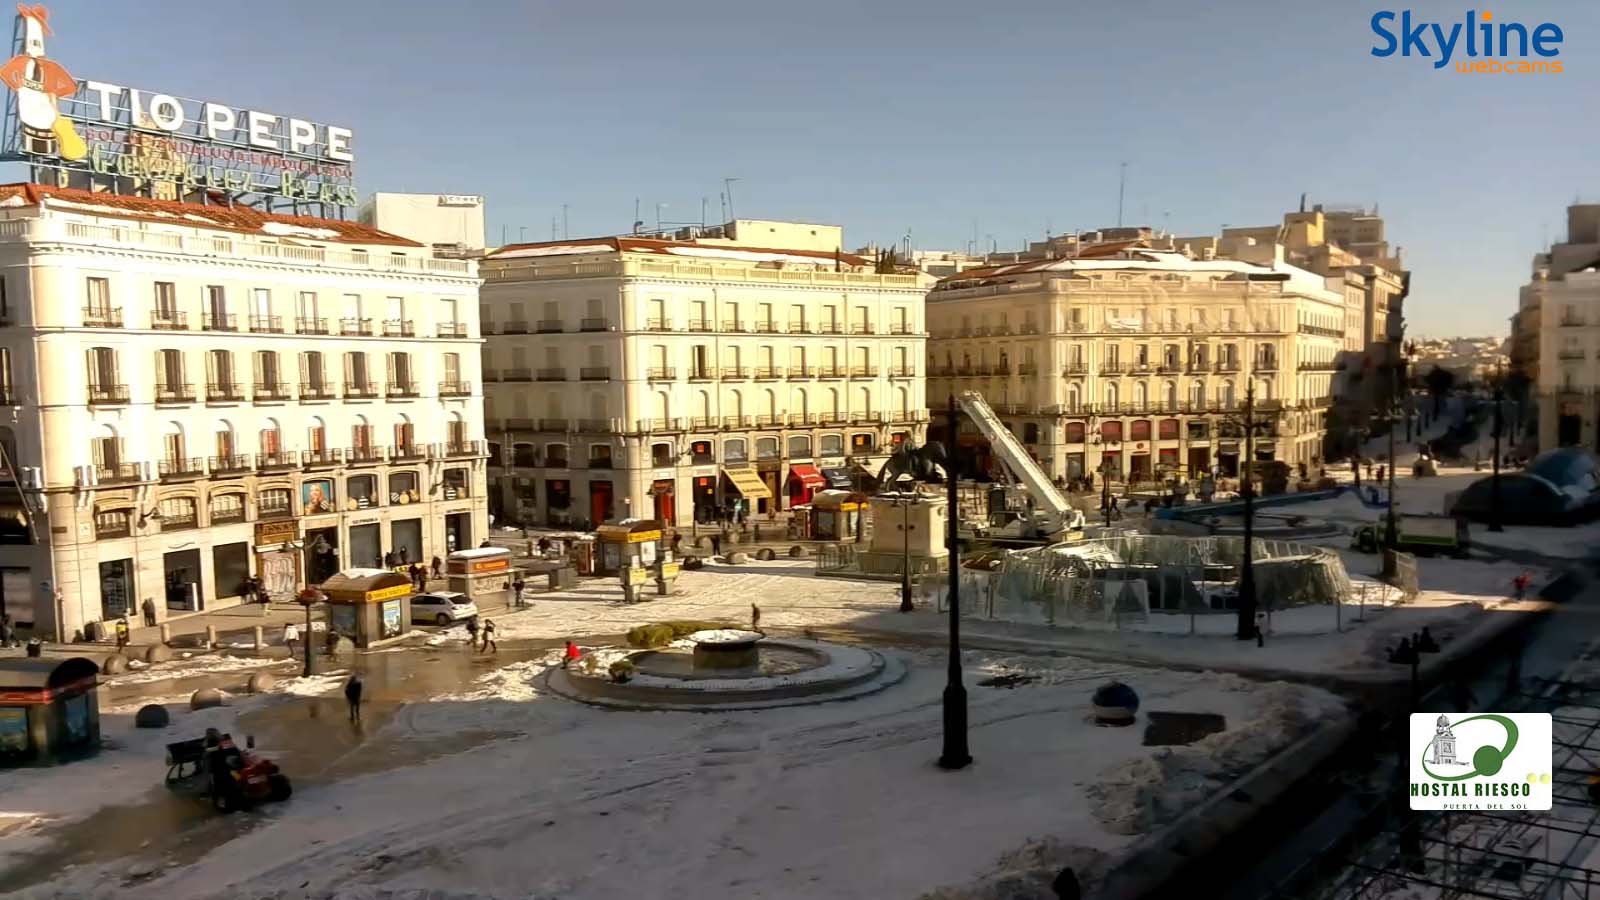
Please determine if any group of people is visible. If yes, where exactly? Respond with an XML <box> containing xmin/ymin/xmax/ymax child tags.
<box><xmin>402</xmin><ymin>557</ymin><xmax>444</xmax><ymax>591</ymax></box>
<box><xmin>463</xmin><ymin>616</ymin><xmax>497</xmax><ymax>653</ymax></box>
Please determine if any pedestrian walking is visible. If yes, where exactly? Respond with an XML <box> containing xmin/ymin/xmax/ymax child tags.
<box><xmin>1</xmin><ymin>612</ymin><xmax>16</xmax><ymax>648</ymax></box>
<box><xmin>114</xmin><ymin>616</ymin><xmax>130</xmax><ymax>650</ymax></box>
<box><xmin>537</xmin><ymin>537</ymin><xmax>551</xmax><ymax>556</ymax></box>
<box><xmin>344</xmin><ymin>674</ymin><xmax>363</xmax><ymax>723</ymax></box>
<box><xmin>563</xmin><ymin>639</ymin><xmax>581</xmax><ymax>670</ymax></box>
<box><xmin>751</xmin><ymin>602</ymin><xmax>762</xmax><ymax>632</ymax></box>
<box><xmin>710</xmin><ymin>532</ymin><xmax>722</xmax><ymax>557</ymax></box>
<box><xmin>512</xmin><ymin>578</ymin><xmax>526</xmax><ymax>608</ymax></box>
<box><xmin>480</xmin><ymin>618</ymin><xmax>497</xmax><ymax>653</ymax></box>
<box><xmin>1109</xmin><ymin>496</ymin><xmax>1121</xmax><ymax>521</ymax></box>
<box><xmin>283</xmin><ymin>621</ymin><xmax>300</xmax><ymax>657</ymax></box>
<box><xmin>1254</xmin><ymin>612</ymin><xmax>1265</xmax><ymax>648</ymax></box>
<box><xmin>141</xmin><ymin>596</ymin><xmax>157</xmax><ymax>628</ymax></box>
<box><xmin>431</xmin><ymin>556</ymin><xmax>443</xmax><ymax>579</ymax></box>
<box><xmin>1512</xmin><ymin>570</ymin><xmax>1533</xmax><ymax>602</ymax></box>
<box><xmin>465</xmin><ymin>615</ymin><xmax>479</xmax><ymax>648</ymax></box>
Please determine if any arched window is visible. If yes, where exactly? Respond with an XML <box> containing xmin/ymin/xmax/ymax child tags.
<box><xmin>1064</xmin><ymin>421</ymin><xmax>1085</xmax><ymax>443</ymax></box>
<box><xmin>1221</xmin><ymin>380</ymin><xmax>1235</xmax><ymax>408</ymax></box>
<box><xmin>655</xmin><ymin>391</ymin><xmax>670</xmax><ymax>423</ymax></box>
<box><xmin>1130</xmin><ymin>420</ymin><xmax>1152</xmax><ymax>441</ymax></box>
<box><xmin>1134</xmin><ymin>382</ymin><xmax>1148</xmax><ymax>407</ymax></box>
<box><xmin>1104</xmin><ymin>383</ymin><xmax>1119</xmax><ymax>407</ymax></box>
<box><xmin>1066</xmin><ymin>385</ymin><xmax>1080</xmax><ymax>413</ymax></box>
<box><xmin>896</xmin><ymin>386</ymin><xmax>909</xmax><ymax>416</ymax></box>
<box><xmin>856</xmin><ymin>386</ymin><xmax>871</xmax><ymax>419</ymax></box>
<box><xmin>1158</xmin><ymin>419</ymin><xmax>1179</xmax><ymax>440</ymax></box>
<box><xmin>1100</xmin><ymin>421</ymin><xmax>1123</xmax><ymax>442</ymax></box>
<box><xmin>545</xmin><ymin>443</ymin><xmax>570</xmax><ymax>468</ymax></box>
<box><xmin>1189</xmin><ymin>382</ymin><xmax>1204</xmax><ymax>408</ymax></box>
<box><xmin>1164</xmin><ymin>382</ymin><xmax>1177</xmax><ymax>410</ymax></box>
<box><xmin>214</xmin><ymin>418</ymin><xmax>236</xmax><ymax>461</ymax></box>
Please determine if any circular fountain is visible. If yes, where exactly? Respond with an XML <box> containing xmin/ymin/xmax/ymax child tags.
<box><xmin>544</xmin><ymin>629</ymin><xmax>905</xmax><ymax>711</ymax></box>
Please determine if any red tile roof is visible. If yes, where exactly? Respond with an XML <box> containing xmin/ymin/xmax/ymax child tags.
<box><xmin>0</xmin><ymin>183</ymin><xmax>420</xmax><ymax>247</ymax></box>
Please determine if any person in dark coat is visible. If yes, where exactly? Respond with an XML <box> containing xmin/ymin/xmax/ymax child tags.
<box><xmin>465</xmin><ymin>616</ymin><xmax>479</xmax><ymax>648</ymax></box>
<box><xmin>344</xmin><ymin>675</ymin><xmax>364</xmax><ymax>723</ymax></box>
<box><xmin>141</xmin><ymin>596</ymin><xmax>158</xmax><ymax>628</ymax></box>
<box><xmin>751</xmin><ymin>603</ymin><xmax>762</xmax><ymax>632</ymax></box>
<box><xmin>431</xmin><ymin>556</ymin><xmax>443</xmax><ymax>579</ymax></box>
<box><xmin>480</xmin><ymin>618</ymin><xmax>497</xmax><ymax>653</ymax></box>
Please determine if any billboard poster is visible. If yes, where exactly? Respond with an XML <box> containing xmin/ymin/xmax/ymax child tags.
<box><xmin>0</xmin><ymin>707</ymin><xmax>27</xmax><ymax>754</ymax></box>
<box><xmin>301</xmin><ymin>479</ymin><xmax>335</xmax><ymax>515</ymax></box>
<box><xmin>380</xmin><ymin>599</ymin><xmax>402</xmax><ymax>639</ymax></box>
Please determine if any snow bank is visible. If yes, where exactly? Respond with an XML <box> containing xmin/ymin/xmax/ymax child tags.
<box><xmin>1085</xmin><ymin>681</ymin><xmax>1324</xmax><ymax>835</ymax></box>
<box><xmin>104</xmin><ymin>653</ymin><xmax>284</xmax><ymax>686</ymax></box>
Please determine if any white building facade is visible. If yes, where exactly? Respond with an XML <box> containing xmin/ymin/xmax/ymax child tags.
<box><xmin>480</xmin><ymin>230</ymin><xmax>929</xmax><ymax>528</ymax></box>
<box><xmin>0</xmin><ymin>184</ymin><xmax>487</xmax><ymax>639</ymax></box>
<box><xmin>925</xmin><ymin>246</ymin><xmax>1345</xmax><ymax>482</ymax></box>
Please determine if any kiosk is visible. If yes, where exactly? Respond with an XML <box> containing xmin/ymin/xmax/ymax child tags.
<box><xmin>318</xmin><ymin>569</ymin><xmax>413</xmax><ymax>649</ymax></box>
<box><xmin>446</xmin><ymin>547</ymin><xmax>514</xmax><ymax>602</ymax></box>
<box><xmin>596</xmin><ymin>520</ymin><xmax>678</xmax><ymax>601</ymax></box>
<box><xmin>809</xmin><ymin>490</ymin><xmax>867</xmax><ymax>541</ymax></box>
<box><xmin>0</xmin><ymin>657</ymin><xmax>101</xmax><ymax>765</ymax></box>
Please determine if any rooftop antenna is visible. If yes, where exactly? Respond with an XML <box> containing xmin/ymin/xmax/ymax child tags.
<box><xmin>501</xmin><ymin>224</ymin><xmax>508</xmax><ymax>246</ymax></box>
<box><xmin>562</xmin><ymin>204</ymin><xmax>569</xmax><ymax>240</ymax></box>
<box><xmin>1117</xmin><ymin>161</ymin><xmax>1127</xmax><ymax>228</ymax></box>
<box><xmin>701</xmin><ymin>196</ymin><xmax>707</xmax><ymax>228</ymax></box>
<box><xmin>551</xmin><ymin>216</ymin><xmax>558</xmax><ymax>240</ymax></box>
<box><xmin>723</xmin><ymin>177</ymin><xmax>740</xmax><ymax>221</ymax></box>
<box><xmin>719</xmin><ymin>192</ymin><xmax>727</xmax><ymax>223</ymax></box>
<box><xmin>633</xmin><ymin>197</ymin><xmax>641</xmax><ymax>234</ymax></box>
<box><xmin>1299</xmin><ymin>192</ymin><xmax>1307</xmax><ymax>213</ymax></box>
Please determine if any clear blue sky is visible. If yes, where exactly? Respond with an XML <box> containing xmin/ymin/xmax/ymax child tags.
<box><xmin>24</xmin><ymin>0</ymin><xmax>1600</xmax><ymax>337</ymax></box>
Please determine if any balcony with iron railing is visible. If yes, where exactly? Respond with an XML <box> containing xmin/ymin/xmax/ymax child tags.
<box><xmin>1215</xmin><ymin>360</ymin><xmax>1241</xmax><ymax>372</ymax></box>
<box><xmin>152</xmin><ymin>311</ymin><xmax>188</xmax><ymax>330</ymax></box>
<box><xmin>787</xmin><ymin>322</ymin><xmax>812</xmax><ymax>335</ymax></box>
<box><xmin>1016</xmin><ymin>363</ymin><xmax>1037</xmax><ymax>376</ymax></box>
<box><xmin>299</xmin><ymin>381</ymin><xmax>336</xmax><ymax>400</ymax></box>
<box><xmin>787</xmin><ymin>366</ymin><xmax>816</xmax><ymax>379</ymax></box>
<box><xmin>720</xmin><ymin>367</ymin><xmax>750</xmax><ymax>381</ymax></box>
<box><xmin>438</xmin><ymin>380</ymin><xmax>472</xmax><ymax>397</ymax></box>
<box><xmin>850</xmin><ymin>365</ymin><xmax>880</xmax><ymax>378</ymax></box>
<box><xmin>890</xmin><ymin>322</ymin><xmax>913</xmax><ymax>335</ymax></box>
<box><xmin>817</xmin><ymin>322</ymin><xmax>844</xmax><ymax>335</ymax></box>
<box><xmin>685</xmin><ymin>319</ymin><xmax>713</xmax><ymax>332</ymax></box>
<box><xmin>723</xmin><ymin>415</ymin><xmax>752</xmax><ymax>429</ymax></box>
<box><xmin>502</xmin><ymin>368</ymin><xmax>533</xmax><ymax>382</ymax></box>
<box><xmin>1188</xmin><ymin>360</ymin><xmax>1210</xmax><ymax>373</ymax></box>
<box><xmin>537</xmin><ymin>417</ymin><xmax>569</xmax><ymax>432</ymax></box>
<box><xmin>391</xmin><ymin>443</ymin><xmax>428</xmax><ymax>462</ymax></box>
<box><xmin>501</xmin><ymin>320</ymin><xmax>530</xmax><ymax>334</ymax></box>
<box><xmin>442</xmin><ymin>439</ymin><xmax>484</xmax><ymax>458</ymax></box>
<box><xmin>755</xmin><ymin>414</ymin><xmax>783</xmax><ymax>428</ymax></box>
<box><xmin>536</xmin><ymin>319</ymin><xmax>563</xmax><ymax>334</ymax></box>
<box><xmin>437</xmin><ymin>322</ymin><xmax>468</xmax><ymax>338</ymax></box>
<box><xmin>348</xmin><ymin>444</ymin><xmax>385</xmax><ymax>465</ymax></box>
<box><xmin>817</xmin><ymin>366</ymin><xmax>845</xmax><ymax>380</ymax></box>
<box><xmin>889</xmin><ymin>365</ymin><xmax>914</xmax><ymax>378</ymax></box>
<box><xmin>647</xmin><ymin>367</ymin><xmax>677</xmax><ymax>381</ymax></box>
<box><xmin>302</xmin><ymin>448</ymin><xmax>344</xmax><ymax>467</ymax></box>
<box><xmin>690</xmin><ymin>416</ymin><xmax>717</xmax><ymax>430</ymax></box>
<box><xmin>249</xmin><ymin>314</ymin><xmax>284</xmax><ymax>334</ymax></box>
<box><xmin>340</xmin><ymin>317</ymin><xmax>374</xmax><ymax>336</ymax></box>
<box><xmin>387</xmin><ymin>380</ymin><xmax>420</xmax><ymax>398</ymax></box>
<box><xmin>89</xmin><ymin>384</ymin><xmax>130</xmax><ymax>405</ymax></box>
<box><xmin>645</xmin><ymin>418</ymin><xmax>684</xmax><ymax>432</ymax></box>
<box><xmin>1063</xmin><ymin>362</ymin><xmax>1089</xmax><ymax>375</ymax></box>
<box><xmin>209</xmin><ymin>454</ymin><xmax>253</xmax><ymax>475</ymax></box>
<box><xmin>206</xmin><ymin>382</ymin><xmax>247</xmax><ymax>402</ymax></box>
<box><xmin>575</xmin><ymin>367</ymin><xmax>609</xmax><ymax>382</ymax></box>
<box><xmin>1295</xmin><ymin>360</ymin><xmax>1339</xmax><ymax>371</ymax></box>
<box><xmin>646</xmin><ymin>317</ymin><xmax>675</xmax><ymax>332</ymax></box>
<box><xmin>1099</xmin><ymin>362</ymin><xmax>1126</xmax><ymax>375</ymax></box>
<box><xmin>687</xmin><ymin>367</ymin><xmax>717</xmax><ymax>382</ymax></box>
<box><xmin>721</xmin><ymin>320</ymin><xmax>745</xmax><ymax>332</ymax></box>
<box><xmin>573</xmin><ymin>418</ymin><xmax>610</xmax><ymax>433</ymax></box>
<box><xmin>344</xmin><ymin>381</ymin><xmax>379</xmax><ymax>399</ymax></box>
<box><xmin>296</xmin><ymin>316</ymin><xmax>330</xmax><ymax>335</ymax></box>
<box><xmin>1254</xmin><ymin>358</ymin><xmax>1280</xmax><ymax>371</ymax></box>
<box><xmin>257</xmin><ymin>450</ymin><xmax>297</xmax><ymax>470</ymax></box>
<box><xmin>535</xmin><ymin>368</ymin><xmax>567</xmax><ymax>382</ymax></box>
<box><xmin>158</xmin><ymin>456</ymin><xmax>204</xmax><ymax>479</ymax></box>
<box><xmin>850</xmin><ymin>323</ymin><xmax>875</xmax><ymax>335</ymax></box>
<box><xmin>754</xmin><ymin>366</ymin><xmax>782</xmax><ymax>380</ymax></box>
<box><xmin>254</xmin><ymin>381</ymin><xmax>293</xmax><ymax>402</ymax></box>
<box><xmin>382</xmin><ymin>319</ymin><xmax>415</xmax><ymax>337</ymax></box>
<box><xmin>580</xmin><ymin>317</ymin><xmax>610</xmax><ymax>332</ymax></box>
<box><xmin>202</xmin><ymin>312</ymin><xmax>237</xmax><ymax>331</ymax></box>
<box><xmin>1560</xmin><ymin>316</ymin><xmax>1586</xmax><ymax>328</ymax></box>
<box><xmin>1157</xmin><ymin>362</ymin><xmax>1182</xmax><ymax>374</ymax></box>
<box><xmin>155</xmin><ymin>382</ymin><xmax>196</xmax><ymax>404</ymax></box>
<box><xmin>1558</xmin><ymin>349</ymin><xmax>1588</xmax><ymax>360</ymax></box>
<box><xmin>96</xmin><ymin>462</ymin><xmax>144</xmax><ymax>483</ymax></box>
<box><xmin>84</xmin><ymin>306</ymin><xmax>123</xmax><ymax>328</ymax></box>
<box><xmin>753</xmin><ymin>321</ymin><xmax>779</xmax><ymax>334</ymax></box>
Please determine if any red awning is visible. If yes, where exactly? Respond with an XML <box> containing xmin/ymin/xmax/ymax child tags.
<box><xmin>789</xmin><ymin>464</ymin><xmax>826</xmax><ymax>489</ymax></box>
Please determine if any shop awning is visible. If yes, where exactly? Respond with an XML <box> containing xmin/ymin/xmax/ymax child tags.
<box><xmin>853</xmin><ymin>457</ymin><xmax>890</xmax><ymax>479</ymax></box>
<box><xmin>821</xmin><ymin>467</ymin><xmax>853</xmax><ymax>490</ymax></box>
<box><xmin>723</xmin><ymin>465</ymin><xmax>771</xmax><ymax>500</ymax></box>
<box><xmin>789</xmin><ymin>464</ymin><xmax>826</xmax><ymax>489</ymax></box>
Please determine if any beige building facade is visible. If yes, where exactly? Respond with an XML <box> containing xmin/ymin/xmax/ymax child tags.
<box><xmin>0</xmin><ymin>184</ymin><xmax>487</xmax><ymax>640</ymax></box>
<box><xmin>480</xmin><ymin>224</ymin><xmax>930</xmax><ymax>528</ymax></box>
<box><xmin>926</xmin><ymin>245</ymin><xmax>1345</xmax><ymax>483</ymax></box>
<box><xmin>1513</xmin><ymin>203</ymin><xmax>1600</xmax><ymax>451</ymax></box>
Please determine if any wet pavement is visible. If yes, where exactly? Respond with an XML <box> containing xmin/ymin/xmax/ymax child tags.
<box><xmin>0</xmin><ymin>635</ymin><xmax>612</xmax><ymax>892</ymax></box>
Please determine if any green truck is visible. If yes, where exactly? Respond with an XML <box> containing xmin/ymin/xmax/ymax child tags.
<box><xmin>1351</xmin><ymin>515</ymin><xmax>1470</xmax><ymax>558</ymax></box>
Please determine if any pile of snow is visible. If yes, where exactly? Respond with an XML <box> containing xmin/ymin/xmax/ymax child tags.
<box><xmin>105</xmin><ymin>654</ymin><xmax>283</xmax><ymax>686</ymax></box>
<box><xmin>260</xmin><ymin>221</ymin><xmax>341</xmax><ymax>240</ymax></box>
<box><xmin>1084</xmin><ymin>681</ymin><xmax>1321</xmax><ymax>835</ymax></box>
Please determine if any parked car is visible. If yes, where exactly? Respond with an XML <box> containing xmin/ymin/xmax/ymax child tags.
<box><xmin>410</xmin><ymin>591</ymin><xmax>478</xmax><ymax>626</ymax></box>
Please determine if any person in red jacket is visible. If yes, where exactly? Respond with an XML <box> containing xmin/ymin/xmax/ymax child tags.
<box><xmin>563</xmin><ymin>640</ymin><xmax>581</xmax><ymax>670</ymax></box>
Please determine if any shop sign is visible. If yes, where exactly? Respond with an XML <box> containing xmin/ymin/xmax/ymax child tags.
<box><xmin>254</xmin><ymin>520</ymin><xmax>298</xmax><ymax>547</ymax></box>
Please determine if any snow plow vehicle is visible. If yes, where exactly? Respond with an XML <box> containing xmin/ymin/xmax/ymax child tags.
<box><xmin>165</xmin><ymin>729</ymin><xmax>291</xmax><ymax>813</ymax></box>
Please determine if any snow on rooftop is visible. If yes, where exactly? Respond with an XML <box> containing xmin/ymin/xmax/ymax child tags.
<box><xmin>489</xmin><ymin>242</ymin><xmax>616</xmax><ymax>259</ymax></box>
<box><xmin>450</xmin><ymin>546</ymin><xmax>509</xmax><ymax>558</ymax></box>
<box><xmin>658</xmin><ymin>245</ymin><xmax>847</xmax><ymax>266</ymax></box>
<box><xmin>261</xmin><ymin>221</ymin><xmax>342</xmax><ymax>240</ymax></box>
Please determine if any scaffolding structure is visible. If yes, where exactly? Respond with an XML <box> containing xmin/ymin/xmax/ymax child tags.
<box><xmin>1312</xmin><ymin>665</ymin><xmax>1600</xmax><ymax>900</ymax></box>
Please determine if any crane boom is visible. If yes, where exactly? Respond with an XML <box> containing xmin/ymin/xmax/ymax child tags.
<box><xmin>956</xmin><ymin>390</ymin><xmax>1074</xmax><ymax>519</ymax></box>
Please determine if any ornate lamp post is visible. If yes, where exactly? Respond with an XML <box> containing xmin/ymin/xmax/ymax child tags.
<box><xmin>894</xmin><ymin>474</ymin><xmax>917</xmax><ymax>613</ymax></box>
<box><xmin>938</xmin><ymin>395</ymin><xmax>971</xmax><ymax>771</ymax></box>
<box><xmin>295</xmin><ymin>587</ymin><xmax>325</xmax><ymax>678</ymax></box>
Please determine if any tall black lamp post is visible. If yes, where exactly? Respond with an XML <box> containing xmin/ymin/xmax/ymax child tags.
<box><xmin>895</xmin><ymin>474</ymin><xmax>916</xmax><ymax>613</ymax></box>
<box><xmin>938</xmin><ymin>395</ymin><xmax>971</xmax><ymax>771</ymax></box>
<box><xmin>295</xmin><ymin>587</ymin><xmax>325</xmax><ymax>678</ymax></box>
<box><xmin>1489</xmin><ymin>366</ymin><xmax>1505</xmax><ymax>533</ymax></box>
<box><xmin>1234</xmin><ymin>384</ymin><xmax>1259</xmax><ymax>641</ymax></box>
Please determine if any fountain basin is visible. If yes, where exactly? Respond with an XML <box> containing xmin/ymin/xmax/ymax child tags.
<box><xmin>689</xmin><ymin>629</ymin><xmax>763</xmax><ymax>670</ymax></box>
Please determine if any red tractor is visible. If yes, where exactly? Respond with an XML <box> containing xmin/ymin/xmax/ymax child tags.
<box><xmin>165</xmin><ymin>729</ymin><xmax>291</xmax><ymax>813</ymax></box>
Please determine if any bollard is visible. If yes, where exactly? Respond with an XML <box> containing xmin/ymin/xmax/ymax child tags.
<box><xmin>205</xmin><ymin>625</ymin><xmax>218</xmax><ymax>649</ymax></box>
<box><xmin>159</xmin><ymin>623</ymin><xmax>171</xmax><ymax>644</ymax></box>
<box><xmin>253</xmin><ymin>625</ymin><xmax>264</xmax><ymax>651</ymax></box>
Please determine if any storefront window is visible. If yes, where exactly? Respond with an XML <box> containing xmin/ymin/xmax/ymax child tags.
<box><xmin>442</xmin><ymin>468</ymin><xmax>469</xmax><ymax>500</ymax></box>
<box><xmin>392</xmin><ymin>518</ymin><xmax>422</xmax><ymax>564</ymax></box>
<box><xmin>212</xmin><ymin>542</ymin><xmax>250</xmax><ymax>600</ymax></box>
<box><xmin>209</xmin><ymin>492</ymin><xmax>245</xmax><ymax>525</ymax></box>
<box><xmin>690</xmin><ymin>440</ymin><xmax>713</xmax><ymax>465</ymax></box>
<box><xmin>651</xmin><ymin>442</ymin><xmax>673</xmax><ymax>467</ymax></box>
<box><xmin>1187</xmin><ymin>420</ymin><xmax>1209</xmax><ymax>440</ymax></box>
<box><xmin>388</xmin><ymin>471</ymin><xmax>420</xmax><ymax>504</ymax></box>
<box><xmin>98</xmin><ymin>558</ymin><xmax>132</xmax><ymax>619</ymax></box>
<box><xmin>851</xmin><ymin>433</ymin><xmax>875</xmax><ymax>453</ymax></box>
<box><xmin>347</xmin><ymin>475</ymin><xmax>378</xmax><ymax>509</ymax></box>
<box><xmin>546</xmin><ymin>479</ymin><xmax>571</xmax><ymax>510</ymax></box>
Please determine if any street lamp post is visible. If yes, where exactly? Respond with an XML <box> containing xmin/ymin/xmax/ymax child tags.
<box><xmin>1489</xmin><ymin>368</ymin><xmax>1505</xmax><ymax>532</ymax></box>
<box><xmin>896</xmin><ymin>475</ymin><xmax>916</xmax><ymax>613</ymax></box>
<box><xmin>295</xmin><ymin>587</ymin><xmax>325</xmax><ymax>678</ymax></box>
<box><xmin>1235</xmin><ymin>384</ymin><xmax>1259</xmax><ymax>641</ymax></box>
<box><xmin>938</xmin><ymin>395</ymin><xmax>971</xmax><ymax>771</ymax></box>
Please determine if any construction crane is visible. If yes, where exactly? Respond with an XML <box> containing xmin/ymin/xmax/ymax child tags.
<box><xmin>957</xmin><ymin>391</ymin><xmax>1086</xmax><ymax>541</ymax></box>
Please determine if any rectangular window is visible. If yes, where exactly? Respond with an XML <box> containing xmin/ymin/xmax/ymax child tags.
<box><xmin>85</xmin><ymin>277</ymin><xmax>110</xmax><ymax>311</ymax></box>
<box><xmin>252</xmin><ymin>288</ymin><xmax>271</xmax><ymax>317</ymax></box>
<box><xmin>154</xmin><ymin>282</ymin><xmax>177</xmax><ymax>318</ymax></box>
<box><xmin>443</xmin><ymin>352</ymin><xmax>461</xmax><ymax>383</ymax></box>
<box><xmin>298</xmin><ymin>291</ymin><xmax>317</xmax><ymax>318</ymax></box>
<box><xmin>206</xmin><ymin>285</ymin><xmax>226</xmax><ymax>317</ymax></box>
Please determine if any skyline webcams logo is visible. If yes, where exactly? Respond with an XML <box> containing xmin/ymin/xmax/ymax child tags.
<box><xmin>1410</xmin><ymin>713</ymin><xmax>1553</xmax><ymax>811</ymax></box>
<box><xmin>1371</xmin><ymin>9</ymin><xmax>1565</xmax><ymax>73</ymax></box>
